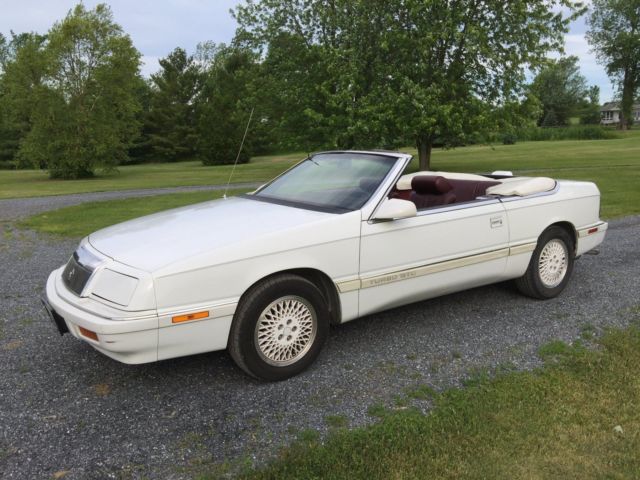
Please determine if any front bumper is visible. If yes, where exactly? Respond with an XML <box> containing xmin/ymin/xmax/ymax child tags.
<box><xmin>44</xmin><ymin>268</ymin><xmax>159</xmax><ymax>364</ymax></box>
<box><xmin>41</xmin><ymin>296</ymin><xmax>69</xmax><ymax>335</ymax></box>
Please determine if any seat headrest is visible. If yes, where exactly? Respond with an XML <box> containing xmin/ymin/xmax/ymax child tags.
<box><xmin>411</xmin><ymin>175</ymin><xmax>453</xmax><ymax>194</ymax></box>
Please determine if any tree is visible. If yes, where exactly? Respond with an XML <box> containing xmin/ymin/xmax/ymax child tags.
<box><xmin>579</xmin><ymin>86</ymin><xmax>602</xmax><ymax>124</ymax></box>
<box><xmin>17</xmin><ymin>4</ymin><xmax>141</xmax><ymax>178</ymax></box>
<box><xmin>530</xmin><ymin>56</ymin><xmax>591</xmax><ymax>126</ymax></box>
<box><xmin>0</xmin><ymin>33</ymin><xmax>9</xmax><ymax>69</ymax></box>
<box><xmin>197</xmin><ymin>46</ymin><xmax>256</xmax><ymax>165</ymax></box>
<box><xmin>0</xmin><ymin>32</ymin><xmax>48</xmax><ymax>166</ymax></box>
<box><xmin>147</xmin><ymin>47</ymin><xmax>201</xmax><ymax>162</ymax></box>
<box><xmin>234</xmin><ymin>0</ymin><xmax>582</xmax><ymax>169</ymax></box>
<box><xmin>127</xmin><ymin>77</ymin><xmax>154</xmax><ymax>163</ymax></box>
<box><xmin>587</xmin><ymin>0</ymin><xmax>640</xmax><ymax>130</ymax></box>
<box><xmin>254</xmin><ymin>32</ymin><xmax>333</xmax><ymax>152</ymax></box>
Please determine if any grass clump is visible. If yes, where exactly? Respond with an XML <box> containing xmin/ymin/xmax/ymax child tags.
<box><xmin>325</xmin><ymin>415</ymin><xmax>349</xmax><ymax>429</ymax></box>
<box><xmin>366</xmin><ymin>403</ymin><xmax>389</xmax><ymax>419</ymax></box>
<box><xmin>537</xmin><ymin>339</ymin><xmax>575</xmax><ymax>359</ymax></box>
<box><xmin>404</xmin><ymin>384</ymin><xmax>437</xmax><ymax>400</ymax></box>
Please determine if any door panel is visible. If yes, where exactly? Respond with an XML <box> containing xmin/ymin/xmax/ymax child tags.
<box><xmin>358</xmin><ymin>201</ymin><xmax>509</xmax><ymax>316</ymax></box>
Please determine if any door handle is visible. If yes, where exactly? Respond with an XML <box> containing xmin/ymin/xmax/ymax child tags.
<box><xmin>490</xmin><ymin>216</ymin><xmax>503</xmax><ymax>228</ymax></box>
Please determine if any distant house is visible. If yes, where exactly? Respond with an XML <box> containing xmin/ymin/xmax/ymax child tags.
<box><xmin>600</xmin><ymin>101</ymin><xmax>640</xmax><ymax>125</ymax></box>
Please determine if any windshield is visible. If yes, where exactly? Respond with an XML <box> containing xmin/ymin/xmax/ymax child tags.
<box><xmin>252</xmin><ymin>153</ymin><xmax>397</xmax><ymax>212</ymax></box>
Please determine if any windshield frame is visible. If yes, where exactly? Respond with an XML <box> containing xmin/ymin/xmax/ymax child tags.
<box><xmin>244</xmin><ymin>151</ymin><xmax>408</xmax><ymax>214</ymax></box>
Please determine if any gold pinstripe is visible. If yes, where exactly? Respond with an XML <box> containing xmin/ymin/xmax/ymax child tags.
<box><xmin>336</xmin><ymin>243</ymin><xmax>538</xmax><ymax>293</ymax></box>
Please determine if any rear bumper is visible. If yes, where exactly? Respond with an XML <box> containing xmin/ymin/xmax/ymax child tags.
<box><xmin>44</xmin><ymin>268</ymin><xmax>159</xmax><ymax>364</ymax></box>
<box><xmin>576</xmin><ymin>221</ymin><xmax>608</xmax><ymax>257</ymax></box>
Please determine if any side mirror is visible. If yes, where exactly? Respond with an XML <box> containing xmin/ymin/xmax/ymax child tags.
<box><xmin>372</xmin><ymin>198</ymin><xmax>417</xmax><ymax>221</ymax></box>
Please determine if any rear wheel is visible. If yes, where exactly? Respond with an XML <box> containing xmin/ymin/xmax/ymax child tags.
<box><xmin>228</xmin><ymin>274</ymin><xmax>329</xmax><ymax>381</ymax></box>
<box><xmin>515</xmin><ymin>226</ymin><xmax>575</xmax><ymax>299</ymax></box>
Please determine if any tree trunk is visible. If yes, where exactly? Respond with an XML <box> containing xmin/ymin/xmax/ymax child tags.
<box><xmin>619</xmin><ymin>67</ymin><xmax>635</xmax><ymax>130</ymax></box>
<box><xmin>417</xmin><ymin>136</ymin><xmax>432</xmax><ymax>171</ymax></box>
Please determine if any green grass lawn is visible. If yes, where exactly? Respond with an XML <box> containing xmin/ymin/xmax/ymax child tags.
<box><xmin>18</xmin><ymin>189</ymin><xmax>251</xmax><ymax>238</ymax></box>
<box><xmin>219</xmin><ymin>323</ymin><xmax>640</xmax><ymax>480</ymax></box>
<box><xmin>0</xmin><ymin>151</ymin><xmax>303</xmax><ymax>199</ymax></box>
<box><xmin>3</xmin><ymin>131</ymin><xmax>640</xmax><ymax>214</ymax></box>
<box><xmin>14</xmin><ymin>131</ymin><xmax>640</xmax><ymax>237</ymax></box>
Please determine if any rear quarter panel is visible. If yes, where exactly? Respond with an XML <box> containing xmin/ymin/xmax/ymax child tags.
<box><xmin>502</xmin><ymin>180</ymin><xmax>604</xmax><ymax>277</ymax></box>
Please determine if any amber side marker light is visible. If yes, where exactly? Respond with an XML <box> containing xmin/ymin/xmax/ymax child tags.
<box><xmin>172</xmin><ymin>311</ymin><xmax>209</xmax><ymax>324</ymax></box>
<box><xmin>79</xmin><ymin>326</ymin><xmax>99</xmax><ymax>341</ymax></box>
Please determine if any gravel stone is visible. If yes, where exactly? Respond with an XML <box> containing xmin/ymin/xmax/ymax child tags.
<box><xmin>0</xmin><ymin>191</ymin><xmax>638</xmax><ymax>479</ymax></box>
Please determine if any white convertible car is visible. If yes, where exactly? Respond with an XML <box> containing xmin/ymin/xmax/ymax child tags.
<box><xmin>43</xmin><ymin>151</ymin><xmax>607</xmax><ymax>380</ymax></box>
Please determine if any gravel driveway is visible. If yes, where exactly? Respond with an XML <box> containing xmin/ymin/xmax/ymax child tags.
<box><xmin>1</xmin><ymin>191</ymin><xmax>638</xmax><ymax>479</ymax></box>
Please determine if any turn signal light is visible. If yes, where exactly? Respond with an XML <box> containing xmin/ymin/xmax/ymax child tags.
<box><xmin>79</xmin><ymin>326</ymin><xmax>99</xmax><ymax>341</ymax></box>
<box><xmin>172</xmin><ymin>311</ymin><xmax>209</xmax><ymax>324</ymax></box>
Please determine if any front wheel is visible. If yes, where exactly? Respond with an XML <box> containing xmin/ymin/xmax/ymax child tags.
<box><xmin>515</xmin><ymin>226</ymin><xmax>575</xmax><ymax>299</ymax></box>
<box><xmin>228</xmin><ymin>274</ymin><xmax>329</xmax><ymax>381</ymax></box>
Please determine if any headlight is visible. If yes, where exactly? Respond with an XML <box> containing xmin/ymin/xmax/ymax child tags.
<box><xmin>91</xmin><ymin>269</ymin><xmax>139</xmax><ymax>307</ymax></box>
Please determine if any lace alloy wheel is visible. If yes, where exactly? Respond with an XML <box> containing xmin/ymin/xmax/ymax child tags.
<box><xmin>254</xmin><ymin>295</ymin><xmax>318</xmax><ymax>367</ymax></box>
<box><xmin>538</xmin><ymin>239</ymin><xmax>569</xmax><ymax>288</ymax></box>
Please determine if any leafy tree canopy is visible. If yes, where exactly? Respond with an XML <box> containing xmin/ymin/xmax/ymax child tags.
<box><xmin>147</xmin><ymin>47</ymin><xmax>202</xmax><ymax>162</ymax></box>
<box><xmin>197</xmin><ymin>45</ymin><xmax>257</xmax><ymax>165</ymax></box>
<box><xmin>14</xmin><ymin>4</ymin><xmax>142</xmax><ymax>178</ymax></box>
<box><xmin>0</xmin><ymin>32</ymin><xmax>48</xmax><ymax>166</ymax></box>
<box><xmin>587</xmin><ymin>0</ymin><xmax>640</xmax><ymax>129</ymax></box>
<box><xmin>234</xmin><ymin>0</ymin><xmax>584</xmax><ymax>169</ymax></box>
<box><xmin>530</xmin><ymin>56</ymin><xmax>592</xmax><ymax>126</ymax></box>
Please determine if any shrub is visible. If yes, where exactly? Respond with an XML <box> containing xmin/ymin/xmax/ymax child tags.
<box><xmin>0</xmin><ymin>160</ymin><xmax>16</xmax><ymax>170</ymax></box>
<box><xmin>501</xmin><ymin>133</ymin><xmax>518</xmax><ymax>145</ymax></box>
<box><xmin>513</xmin><ymin>125</ymin><xmax>620</xmax><ymax>142</ymax></box>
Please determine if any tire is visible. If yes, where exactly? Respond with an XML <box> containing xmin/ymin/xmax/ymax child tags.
<box><xmin>515</xmin><ymin>226</ymin><xmax>575</xmax><ymax>300</ymax></box>
<box><xmin>228</xmin><ymin>274</ymin><xmax>329</xmax><ymax>381</ymax></box>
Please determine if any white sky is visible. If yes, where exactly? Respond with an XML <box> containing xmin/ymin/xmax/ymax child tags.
<box><xmin>0</xmin><ymin>0</ymin><xmax>616</xmax><ymax>102</ymax></box>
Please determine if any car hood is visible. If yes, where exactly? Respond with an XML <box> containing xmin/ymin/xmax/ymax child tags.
<box><xmin>88</xmin><ymin>196</ymin><xmax>334</xmax><ymax>272</ymax></box>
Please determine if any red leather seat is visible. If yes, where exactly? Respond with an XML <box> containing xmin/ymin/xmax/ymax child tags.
<box><xmin>410</xmin><ymin>176</ymin><xmax>457</xmax><ymax>209</ymax></box>
<box><xmin>388</xmin><ymin>175</ymin><xmax>501</xmax><ymax>208</ymax></box>
<box><xmin>446</xmin><ymin>179</ymin><xmax>500</xmax><ymax>203</ymax></box>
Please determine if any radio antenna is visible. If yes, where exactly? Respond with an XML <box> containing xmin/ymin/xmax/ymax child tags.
<box><xmin>223</xmin><ymin>107</ymin><xmax>255</xmax><ymax>199</ymax></box>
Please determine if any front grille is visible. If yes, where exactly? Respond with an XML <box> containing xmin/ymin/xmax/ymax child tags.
<box><xmin>62</xmin><ymin>252</ymin><xmax>94</xmax><ymax>295</ymax></box>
